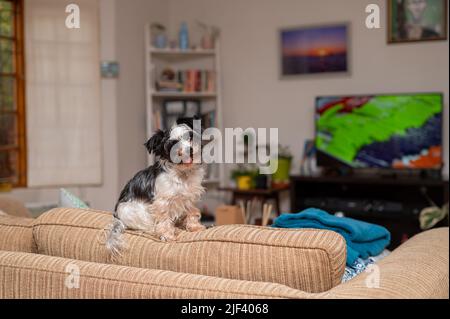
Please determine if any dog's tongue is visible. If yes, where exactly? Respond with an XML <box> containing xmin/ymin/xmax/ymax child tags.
<box><xmin>184</xmin><ymin>157</ymin><xmax>193</xmax><ymax>164</ymax></box>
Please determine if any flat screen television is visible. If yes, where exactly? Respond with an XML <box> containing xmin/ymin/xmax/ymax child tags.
<box><xmin>315</xmin><ymin>93</ymin><xmax>443</xmax><ymax>171</ymax></box>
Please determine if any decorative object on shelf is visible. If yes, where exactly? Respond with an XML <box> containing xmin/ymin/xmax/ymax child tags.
<box><xmin>156</xmin><ymin>67</ymin><xmax>183</xmax><ymax>92</ymax></box>
<box><xmin>272</xmin><ymin>145</ymin><xmax>292</xmax><ymax>187</ymax></box>
<box><xmin>231</xmin><ymin>164</ymin><xmax>256</xmax><ymax>190</ymax></box>
<box><xmin>155</xmin><ymin>67</ymin><xmax>216</xmax><ymax>93</ymax></box>
<box><xmin>196</xmin><ymin>20</ymin><xmax>220</xmax><ymax>50</ymax></box>
<box><xmin>254</xmin><ymin>173</ymin><xmax>268</xmax><ymax>189</ymax></box>
<box><xmin>233</xmin><ymin>172</ymin><xmax>253</xmax><ymax>190</ymax></box>
<box><xmin>280</xmin><ymin>23</ymin><xmax>349</xmax><ymax>76</ymax></box>
<box><xmin>231</xmin><ymin>167</ymin><xmax>269</xmax><ymax>190</ymax></box>
<box><xmin>300</xmin><ymin>139</ymin><xmax>316</xmax><ymax>176</ymax></box>
<box><xmin>151</xmin><ymin>23</ymin><xmax>167</xmax><ymax>49</ymax></box>
<box><xmin>388</xmin><ymin>0</ymin><xmax>447</xmax><ymax>43</ymax></box>
<box><xmin>100</xmin><ymin>61</ymin><xmax>119</xmax><ymax>78</ymax></box>
<box><xmin>178</xmin><ymin>22</ymin><xmax>190</xmax><ymax>50</ymax></box>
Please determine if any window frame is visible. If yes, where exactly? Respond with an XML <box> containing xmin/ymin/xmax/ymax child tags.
<box><xmin>0</xmin><ymin>0</ymin><xmax>26</xmax><ymax>187</ymax></box>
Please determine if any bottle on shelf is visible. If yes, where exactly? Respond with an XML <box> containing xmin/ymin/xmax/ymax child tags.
<box><xmin>179</xmin><ymin>22</ymin><xmax>189</xmax><ymax>51</ymax></box>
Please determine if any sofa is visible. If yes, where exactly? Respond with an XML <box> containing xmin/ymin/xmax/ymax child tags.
<box><xmin>0</xmin><ymin>204</ymin><xmax>448</xmax><ymax>299</ymax></box>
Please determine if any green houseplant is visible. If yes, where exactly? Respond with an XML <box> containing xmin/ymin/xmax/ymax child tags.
<box><xmin>230</xmin><ymin>164</ymin><xmax>257</xmax><ymax>190</ymax></box>
<box><xmin>272</xmin><ymin>145</ymin><xmax>292</xmax><ymax>187</ymax></box>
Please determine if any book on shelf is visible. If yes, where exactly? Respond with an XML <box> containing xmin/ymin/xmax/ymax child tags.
<box><xmin>155</xmin><ymin>68</ymin><xmax>216</xmax><ymax>94</ymax></box>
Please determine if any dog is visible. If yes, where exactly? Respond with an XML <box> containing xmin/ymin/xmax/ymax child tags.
<box><xmin>105</xmin><ymin>117</ymin><xmax>206</xmax><ymax>256</ymax></box>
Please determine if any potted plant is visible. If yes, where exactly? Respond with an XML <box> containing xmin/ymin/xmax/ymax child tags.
<box><xmin>271</xmin><ymin>145</ymin><xmax>293</xmax><ymax>187</ymax></box>
<box><xmin>230</xmin><ymin>164</ymin><xmax>256</xmax><ymax>190</ymax></box>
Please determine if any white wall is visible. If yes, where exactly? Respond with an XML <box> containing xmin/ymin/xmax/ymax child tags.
<box><xmin>115</xmin><ymin>0</ymin><xmax>169</xmax><ymax>187</ymax></box>
<box><xmin>167</xmin><ymin>0</ymin><xmax>449</xmax><ymax>178</ymax></box>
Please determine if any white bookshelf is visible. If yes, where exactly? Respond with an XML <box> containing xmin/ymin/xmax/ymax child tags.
<box><xmin>144</xmin><ymin>23</ymin><xmax>225</xmax><ymax>186</ymax></box>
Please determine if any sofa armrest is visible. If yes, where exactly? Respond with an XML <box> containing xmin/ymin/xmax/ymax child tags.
<box><xmin>321</xmin><ymin>227</ymin><xmax>449</xmax><ymax>299</ymax></box>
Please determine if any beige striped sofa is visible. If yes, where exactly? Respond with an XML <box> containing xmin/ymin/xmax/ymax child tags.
<box><xmin>0</xmin><ymin>206</ymin><xmax>448</xmax><ymax>299</ymax></box>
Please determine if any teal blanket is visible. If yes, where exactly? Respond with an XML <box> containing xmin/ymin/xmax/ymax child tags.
<box><xmin>272</xmin><ymin>208</ymin><xmax>391</xmax><ymax>266</ymax></box>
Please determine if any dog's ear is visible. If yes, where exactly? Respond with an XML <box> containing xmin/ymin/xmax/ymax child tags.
<box><xmin>144</xmin><ymin>130</ymin><xmax>165</xmax><ymax>155</ymax></box>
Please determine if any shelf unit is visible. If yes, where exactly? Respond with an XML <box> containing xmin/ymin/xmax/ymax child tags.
<box><xmin>144</xmin><ymin>24</ymin><xmax>225</xmax><ymax>186</ymax></box>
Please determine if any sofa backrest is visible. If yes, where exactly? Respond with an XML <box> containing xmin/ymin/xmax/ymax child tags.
<box><xmin>0</xmin><ymin>215</ymin><xmax>36</xmax><ymax>253</ymax></box>
<box><xmin>31</xmin><ymin>208</ymin><xmax>346</xmax><ymax>293</ymax></box>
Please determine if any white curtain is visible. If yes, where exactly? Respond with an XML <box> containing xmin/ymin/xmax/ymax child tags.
<box><xmin>25</xmin><ymin>0</ymin><xmax>102</xmax><ymax>187</ymax></box>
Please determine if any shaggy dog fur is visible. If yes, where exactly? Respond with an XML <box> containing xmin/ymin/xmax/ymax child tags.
<box><xmin>105</xmin><ymin>118</ymin><xmax>205</xmax><ymax>256</ymax></box>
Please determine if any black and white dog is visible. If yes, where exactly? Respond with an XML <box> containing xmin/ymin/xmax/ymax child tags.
<box><xmin>106</xmin><ymin>118</ymin><xmax>205</xmax><ymax>256</ymax></box>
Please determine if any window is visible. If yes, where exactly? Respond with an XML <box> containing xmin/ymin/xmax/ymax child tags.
<box><xmin>0</xmin><ymin>0</ymin><xmax>26</xmax><ymax>187</ymax></box>
<box><xmin>25</xmin><ymin>0</ymin><xmax>101</xmax><ymax>187</ymax></box>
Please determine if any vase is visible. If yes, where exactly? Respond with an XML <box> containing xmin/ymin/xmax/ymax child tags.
<box><xmin>271</xmin><ymin>157</ymin><xmax>292</xmax><ymax>187</ymax></box>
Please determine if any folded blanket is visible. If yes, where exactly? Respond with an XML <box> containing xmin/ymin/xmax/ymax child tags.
<box><xmin>272</xmin><ymin>208</ymin><xmax>391</xmax><ymax>266</ymax></box>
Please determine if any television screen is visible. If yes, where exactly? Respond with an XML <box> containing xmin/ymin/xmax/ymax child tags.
<box><xmin>315</xmin><ymin>93</ymin><xmax>443</xmax><ymax>170</ymax></box>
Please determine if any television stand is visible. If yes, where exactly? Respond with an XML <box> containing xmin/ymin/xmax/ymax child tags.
<box><xmin>290</xmin><ymin>175</ymin><xmax>449</xmax><ymax>249</ymax></box>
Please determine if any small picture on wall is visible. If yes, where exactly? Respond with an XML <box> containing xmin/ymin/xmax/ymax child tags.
<box><xmin>101</xmin><ymin>61</ymin><xmax>119</xmax><ymax>78</ymax></box>
<box><xmin>280</xmin><ymin>23</ymin><xmax>349</xmax><ymax>76</ymax></box>
<box><xmin>388</xmin><ymin>0</ymin><xmax>448</xmax><ymax>43</ymax></box>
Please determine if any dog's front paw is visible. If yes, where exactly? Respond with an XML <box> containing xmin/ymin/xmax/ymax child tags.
<box><xmin>186</xmin><ymin>223</ymin><xmax>206</xmax><ymax>232</ymax></box>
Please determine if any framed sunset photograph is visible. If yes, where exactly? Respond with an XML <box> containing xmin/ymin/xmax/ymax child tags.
<box><xmin>280</xmin><ymin>23</ymin><xmax>349</xmax><ymax>76</ymax></box>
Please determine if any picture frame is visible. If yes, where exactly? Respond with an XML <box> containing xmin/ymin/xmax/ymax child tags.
<box><xmin>279</xmin><ymin>23</ymin><xmax>350</xmax><ymax>77</ymax></box>
<box><xmin>388</xmin><ymin>0</ymin><xmax>448</xmax><ymax>43</ymax></box>
<box><xmin>100</xmin><ymin>61</ymin><xmax>120</xmax><ymax>78</ymax></box>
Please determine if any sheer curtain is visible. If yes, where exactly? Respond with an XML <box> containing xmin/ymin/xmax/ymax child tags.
<box><xmin>25</xmin><ymin>0</ymin><xmax>102</xmax><ymax>187</ymax></box>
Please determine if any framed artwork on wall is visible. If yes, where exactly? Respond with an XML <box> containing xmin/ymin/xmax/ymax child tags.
<box><xmin>100</xmin><ymin>61</ymin><xmax>119</xmax><ymax>78</ymax></box>
<box><xmin>388</xmin><ymin>0</ymin><xmax>448</xmax><ymax>43</ymax></box>
<box><xmin>279</xmin><ymin>23</ymin><xmax>349</xmax><ymax>77</ymax></box>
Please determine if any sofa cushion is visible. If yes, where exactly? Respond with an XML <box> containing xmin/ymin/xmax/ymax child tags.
<box><xmin>32</xmin><ymin>208</ymin><xmax>346</xmax><ymax>292</ymax></box>
<box><xmin>0</xmin><ymin>215</ymin><xmax>36</xmax><ymax>253</ymax></box>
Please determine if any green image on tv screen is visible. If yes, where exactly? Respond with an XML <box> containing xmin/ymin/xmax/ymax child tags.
<box><xmin>315</xmin><ymin>93</ymin><xmax>443</xmax><ymax>169</ymax></box>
